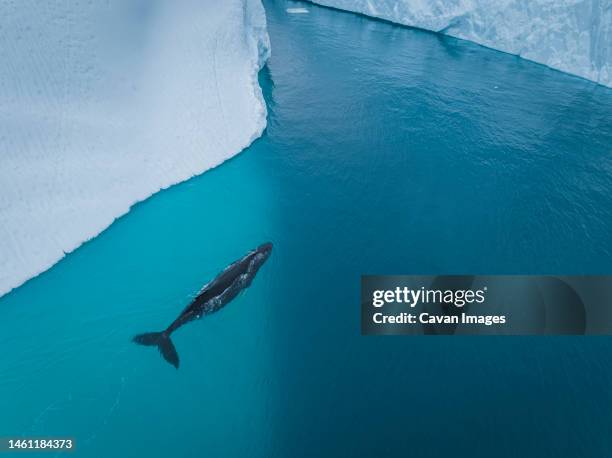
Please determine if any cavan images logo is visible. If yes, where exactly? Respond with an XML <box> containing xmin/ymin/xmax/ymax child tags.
<box><xmin>361</xmin><ymin>275</ymin><xmax>602</xmax><ymax>336</ymax></box>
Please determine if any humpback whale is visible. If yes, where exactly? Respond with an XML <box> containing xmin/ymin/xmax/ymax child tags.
<box><xmin>133</xmin><ymin>242</ymin><xmax>273</xmax><ymax>368</ymax></box>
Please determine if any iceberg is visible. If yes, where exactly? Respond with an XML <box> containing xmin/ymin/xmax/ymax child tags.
<box><xmin>309</xmin><ymin>0</ymin><xmax>611</xmax><ymax>87</ymax></box>
<box><xmin>0</xmin><ymin>0</ymin><xmax>270</xmax><ymax>297</ymax></box>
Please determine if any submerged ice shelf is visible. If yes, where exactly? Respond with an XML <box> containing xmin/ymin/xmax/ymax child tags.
<box><xmin>309</xmin><ymin>0</ymin><xmax>611</xmax><ymax>87</ymax></box>
<box><xmin>0</xmin><ymin>0</ymin><xmax>270</xmax><ymax>296</ymax></box>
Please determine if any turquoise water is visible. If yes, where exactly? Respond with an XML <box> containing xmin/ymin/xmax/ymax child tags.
<box><xmin>2</xmin><ymin>0</ymin><xmax>612</xmax><ymax>456</ymax></box>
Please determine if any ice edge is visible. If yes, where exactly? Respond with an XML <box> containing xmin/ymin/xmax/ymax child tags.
<box><xmin>0</xmin><ymin>0</ymin><xmax>271</xmax><ymax>298</ymax></box>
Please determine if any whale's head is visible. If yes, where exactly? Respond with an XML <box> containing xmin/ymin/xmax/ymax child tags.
<box><xmin>257</xmin><ymin>242</ymin><xmax>273</xmax><ymax>255</ymax></box>
<box><xmin>251</xmin><ymin>242</ymin><xmax>273</xmax><ymax>270</ymax></box>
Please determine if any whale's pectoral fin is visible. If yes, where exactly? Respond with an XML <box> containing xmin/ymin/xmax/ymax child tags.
<box><xmin>133</xmin><ymin>331</ymin><xmax>179</xmax><ymax>369</ymax></box>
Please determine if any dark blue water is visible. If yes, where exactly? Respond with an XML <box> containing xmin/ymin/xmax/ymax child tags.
<box><xmin>1</xmin><ymin>1</ymin><xmax>612</xmax><ymax>456</ymax></box>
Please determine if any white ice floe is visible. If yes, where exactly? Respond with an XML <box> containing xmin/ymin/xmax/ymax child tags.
<box><xmin>309</xmin><ymin>0</ymin><xmax>611</xmax><ymax>87</ymax></box>
<box><xmin>0</xmin><ymin>0</ymin><xmax>270</xmax><ymax>296</ymax></box>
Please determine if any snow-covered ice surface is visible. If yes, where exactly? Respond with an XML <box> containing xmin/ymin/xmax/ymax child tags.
<box><xmin>0</xmin><ymin>0</ymin><xmax>270</xmax><ymax>297</ymax></box>
<box><xmin>309</xmin><ymin>0</ymin><xmax>611</xmax><ymax>87</ymax></box>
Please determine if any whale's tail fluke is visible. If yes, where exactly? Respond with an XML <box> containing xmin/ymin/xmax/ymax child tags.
<box><xmin>133</xmin><ymin>331</ymin><xmax>179</xmax><ymax>369</ymax></box>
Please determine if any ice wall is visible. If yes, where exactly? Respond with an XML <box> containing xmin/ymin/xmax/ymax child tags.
<box><xmin>309</xmin><ymin>0</ymin><xmax>611</xmax><ymax>87</ymax></box>
<box><xmin>0</xmin><ymin>0</ymin><xmax>270</xmax><ymax>297</ymax></box>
